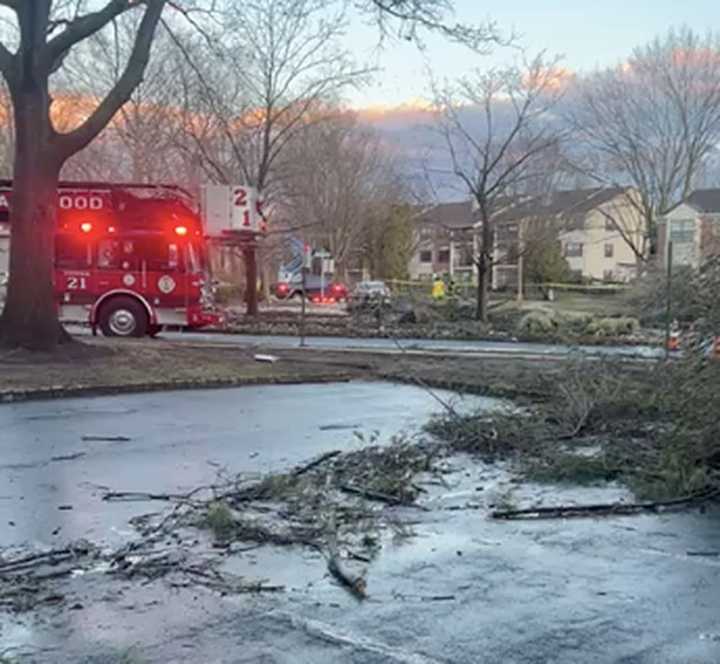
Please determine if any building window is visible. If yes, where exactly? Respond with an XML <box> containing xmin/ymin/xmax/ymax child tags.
<box><xmin>564</xmin><ymin>242</ymin><xmax>584</xmax><ymax>257</ymax></box>
<box><xmin>604</xmin><ymin>243</ymin><xmax>614</xmax><ymax>258</ymax></box>
<box><xmin>669</xmin><ymin>220</ymin><xmax>695</xmax><ymax>244</ymax></box>
<box><xmin>568</xmin><ymin>216</ymin><xmax>585</xmax><ymax>231</ymax></box>
<box><xmin>419</xmin><ymin>249</ymin><xmax>433</xmax><ymax>264</ymax></box>
<box><xmin>437</xmin><ymin>249</ymin><xmax>450</xmax><ymax>263</ymax></box>
<box><xmin>605</xmin><ymin>217</ymin><xmax>615</xmax><ymax>231</ymax></box>
<box><xmin>603</xmin><ymin>269</ymin><xmax>614</xmax><ymax>282</ymax></box>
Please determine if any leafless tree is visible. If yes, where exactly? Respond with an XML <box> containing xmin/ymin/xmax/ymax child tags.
<box><xmin>281</xmin><ymin>112</ymin><xmax>406</xmax><ymax>278</ymax></box>
<box><xmin>435</xmin><ymin>54</ymin><xmax>566</xmax><ymax>321</ymax></box>
<box><xmin>568</xmin><ymin>27</ymin><xmax>720</xmax><ymax>260</ymax></box>
<box><xmin>174</xmin><ymin>0</ymin><xmax>371</xmax><ymax>206</ymax></box>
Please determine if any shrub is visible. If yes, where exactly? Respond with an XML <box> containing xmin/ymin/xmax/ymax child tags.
<box><xmin>585</xmin><ymin>316</ymin><xmax>640</xmax><ymax>337</ymax></box>
<box><xmin>555</xmin><ymin>311</ymin><xmax>594</xmax><ymax>334</ymax></box>
<box><xmin>517</xmin><ymin>311</ymin><xmax>557</xmax><ymax>336</ymax></box>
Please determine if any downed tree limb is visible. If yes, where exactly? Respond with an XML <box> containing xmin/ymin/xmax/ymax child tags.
<box><xmin>102</xmin><ymin>483</ymin><xmax>220</xmax><ymax>504</ymax></box>
<box><xmin>491</xmin><ymin>488</ymin><xmax>720</xmax><ymax>520</ymax></box>
<box><xmin>292</xmin><ymin>450</ymin><xmax>341</xmax><ymax>477</ymax></box>
<box><xmin>339</xmin><ymin>483</ymin><xmax>427</xmax><ymax>510</ymax></box>
<box><xmin>82</xmin><ymin>435</ymin><xmax>131</xmax><ymax>442</ymax></box>
<box><xmin>103</xmin><ymin>491</ymin><xmax>187</xmax><ymax>503</ymax></box>
<box><xmin>0</xmin><ymin>542</ymin><xmax>92</xmax><ymax>575</ymax></box>
<box><xmin>326</xmin><ymin>544</ymin><xmax>367</xmax><ymax>600</ymax></box>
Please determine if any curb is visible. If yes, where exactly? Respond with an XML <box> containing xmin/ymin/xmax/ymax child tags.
<box><xmin>0</xmin><ymin>372</ymin><xmax>354</xmax><ymax>404</ymax></box>
<box><xmin>380</xmin><ymin>374</ymin><xmax>546</xmax><ymax>401</ymax></box>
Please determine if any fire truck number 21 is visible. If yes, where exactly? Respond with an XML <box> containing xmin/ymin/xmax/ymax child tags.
<box><xmin>66</xmin><ymin>276</ymin><xmax>88</xmax><ymax>290</ymax></box>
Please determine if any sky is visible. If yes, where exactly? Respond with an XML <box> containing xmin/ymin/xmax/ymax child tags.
<box><xmin>345</xmin><ymin>0</ymin><xmax>720</xmax><ymax>108</ymax></box>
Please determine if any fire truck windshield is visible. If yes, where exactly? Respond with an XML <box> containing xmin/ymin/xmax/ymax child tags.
<box><xmin>55</xmin><ymin>233</ymin><xmax>203</xmax><ymax>274</ymax></box>
<box><xmin>97</xmin><ymin>237</ymin><xmax>184</xmax><ymax>272</ymax></box>
<box><xmin>56</xmin><ymin>235</ymin><xmax>92</xmax><ymax>269</ymax></box>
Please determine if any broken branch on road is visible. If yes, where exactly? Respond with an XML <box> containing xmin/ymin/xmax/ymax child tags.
<box><xmin>491</xmin><ymin>489</ymin><xmax>720</xmax><ymax>520</ymax></box>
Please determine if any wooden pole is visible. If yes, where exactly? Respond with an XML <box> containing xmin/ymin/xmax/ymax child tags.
<box><xmin>665</xmin><ymin>240</ymin><xmax>673</xmax><ymax>360</ymax></box>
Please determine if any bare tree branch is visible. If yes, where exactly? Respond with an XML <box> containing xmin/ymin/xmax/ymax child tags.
<box><xmin>46</xmin><ymin>0</ymin><xmax>141</xmax><ymax>63</ymax></box>
<box><xmin>567</xmin><ymin>27</ymin><xmax>720</xmax><ymax>255</ymax></box>
<box><xmin>53</xmin><ymin>0</ymin><xmax>167</xmax><ymax>158</ymax></box>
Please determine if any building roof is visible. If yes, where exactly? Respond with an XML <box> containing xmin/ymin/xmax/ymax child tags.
<box><xmin>493</xmin><ymin>187</ymin><xmax>628</xmax><ymax>223</ymax></box>
<box><xmin>414</xmin><ymin>188</ymin><xmax>629</xmax><ymax>230</ymax></box>
<box><xmin>413</xmin><ymin>200</ymin><xmax>477</xmax><ymax>229</ymax></box>
<box><xmin>682</xmin><ymin>189</ymin><xmax>720</xmax><ymax>214</ymax></box>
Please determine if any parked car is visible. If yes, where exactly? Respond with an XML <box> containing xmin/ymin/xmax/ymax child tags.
<box><xmin>348</xmin><ymin>280</ymin><xmax>392</xmax><ymax>311</ymax></box>
<box><xmin>274</xmin><ymin>276</ymin><xmax>348</xmax><ymax>303</ymax></box>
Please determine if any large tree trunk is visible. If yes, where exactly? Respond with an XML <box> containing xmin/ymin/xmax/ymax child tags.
<box><xmin>0</xmin><ymin>89</ymin><xmax>68</xmax><ymax>350</ymax></box>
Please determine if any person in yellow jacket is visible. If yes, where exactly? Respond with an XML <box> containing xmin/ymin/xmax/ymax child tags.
<box><xmin>431</xmin><ymin>275</ymin><xmax>446</xmax><ymax>300</ymax></box>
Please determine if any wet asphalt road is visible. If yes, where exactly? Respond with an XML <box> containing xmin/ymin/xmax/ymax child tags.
<box><xmin>157</xmin><ymin>330</ymin><xmax>664</xmax><ymax>360</ymax></box>
<box><xmin>0</xmin><ymin>381</ymin><xmax>484</xmax><ymax>549</ymax></box>
<box><xmin>1</xmin><ymin>383</ymin><xmax>719</xmax><ymax>663</ymax></box>
<box><xmin>66</xmin><ymin>324</ymin><xmax>663</xmax><ymax>359</ymax></box>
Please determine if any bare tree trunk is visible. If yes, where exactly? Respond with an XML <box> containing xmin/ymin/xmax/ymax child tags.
<box><xmin>475</xmin><ymin>255</ymin><xmax>489</xmax><ymax>322</ymax></box>
<box><xmin>475</xmin><ymin>217</ymin><xmax>492</xmax><ymax>323</ymax></box>
<box><xmin>0</xmin><ymin>89</ymin><xmax>68</xmax><ymax>350</ymax></box>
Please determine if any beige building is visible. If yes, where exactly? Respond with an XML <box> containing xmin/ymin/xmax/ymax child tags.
<box><xmin>658</xmin><ymin>190</ymin><xmax>720</xmax><ymax>269</ymax></box>
<box><xmin>409</xmin><ymin>201</ymin><xmax>477</xmax><ymax>281</ymax></box>
<box><xmin>408</xmin><ymin>188</ymin><xmax>645</xmax><ymax>287</ymax></box>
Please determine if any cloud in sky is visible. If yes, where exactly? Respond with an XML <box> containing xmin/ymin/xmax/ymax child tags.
<box><xmin>343</xmin><ymin>0</ymin><xmax>720</xmax><ymax>107</ymax></box>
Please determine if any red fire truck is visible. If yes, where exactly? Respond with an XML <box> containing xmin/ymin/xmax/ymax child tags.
<box><xmin>0</xmin><ymin>181</ymin><xmax>223</xmax><ymax>337</ymax></box>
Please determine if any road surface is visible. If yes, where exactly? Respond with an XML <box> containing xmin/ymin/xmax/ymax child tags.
<box><xmin>1</xmin><ymin>383</ymin><xmax>718</xmax><ymax>664</ymax></box>
<box><xmin>0</xmin><ymin>381</ymin><xmax>487</xmax><ymax>549</ymax></box>
<box><xmin>156</xmin><ymin>330</ymin><xmax>664</xmax><ymax>359</ymax></box>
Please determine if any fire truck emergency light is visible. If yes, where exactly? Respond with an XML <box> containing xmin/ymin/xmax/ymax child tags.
<box><xmin>80</xmin><ymin>222</ymin><xmax>93</xmax><ymax>233</ymax></box>
<box><xmin>174</xmin><ymin>225</ymin><xmax>188</xmax><ymax>237</ymax></box>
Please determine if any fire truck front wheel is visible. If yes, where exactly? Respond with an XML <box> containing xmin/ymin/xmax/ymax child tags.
<box><xmin>98</xmin><ymin>296</ymin><xmax>149</xmax><ymax>338</ymax></box>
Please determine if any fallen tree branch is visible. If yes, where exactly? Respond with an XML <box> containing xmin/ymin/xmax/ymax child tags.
<box><xmin>0</xmin><ymin>542</ymin><xmax>92</xmax><ymax>575</ymax></box>
<box><xmin>491</xmin><ymin>488</ymin><xmax>720</xmax><ymax>520</ymax></box>
<box><xmin>103</xmin><ymin>491</ymin><xmax>188</xmax><ymax>503</ymax></box>
<box><xmin>326</xmin><ymin>548</ymin><xmax>367</xmax><ymax>600</ymax></box>
<box><xmin>292</xmin><ymin>450</ymin><xmax>341</xmax><ymax>477</ymax></box>
<box><xmin>339</xmin><ymin>483</ymin><xmax>427</xmax><ymax>510</ymax></box>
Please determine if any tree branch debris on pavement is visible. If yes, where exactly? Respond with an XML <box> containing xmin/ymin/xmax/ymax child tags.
<box><xmin>4</xmin><ymin>353</ymin><xmax>720</xmax><ymax>616</ymax></box>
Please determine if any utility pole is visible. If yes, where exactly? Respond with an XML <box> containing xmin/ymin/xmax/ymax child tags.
<box><xmin>299</xmin><ymin>244</ymin><xmax>311</xmax><ymax>347</ymax></box>
<box><xmin>516</xmin><ymin>225</ymin><xmax>524</xmax><ymax>303</ymax></box>
<box><xmin>665</xmin><ymin>241</ymin><xmax>673</xmax><ymax>360</ymax></box>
